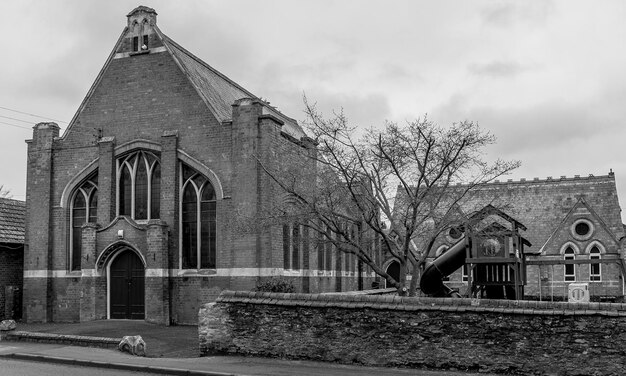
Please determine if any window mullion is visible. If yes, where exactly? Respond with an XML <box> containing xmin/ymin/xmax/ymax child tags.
<box><xmin>146</xmin><ymin>157</ymin><xmax>152</xmax><ymax>220</ymax></box>
<box><xmin>196</xmin><ymin>185</ymin><xmax>202</xmax><ymax>270</ymax></box>
<box><xmin>116</xmin><ymin>160</ymin><xmax>121</xmax><ymax>217</ymax></box>
<box><xmin>83</xmin><ymin>189</ymin><xmax>93</xmax><ymax>223</ymax></box>
<box><xmin>130</xmin><ymin>160</ymin><xmax>137</xmax><ymax>219</ymax></box>
<box><xmin>178</xmin><ymin>163</ymin><xmax>183</xmax><ymax>270</ymax></box>
<box><xmin>69</xmin><ymin>192</ymin><xmax>75</xmax><ymax>270</ymax></box>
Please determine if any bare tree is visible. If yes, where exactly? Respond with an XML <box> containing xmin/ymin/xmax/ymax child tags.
<box><xmin>255</xmin><ymin>97</ymin><xmax>520</xmax><ymax>296</ymax></box>
<box><xmin>0</xmin><ymin>185</ymin><xmax>11</xmax><ymax>199</ymax></box>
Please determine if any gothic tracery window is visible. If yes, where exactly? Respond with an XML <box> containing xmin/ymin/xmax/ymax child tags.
<box><xmin>117</xmin><ymin>151</ymin><xmax>160</xmax><ymax>220</ymax></box>
<box><xmin>283</xmin><ymin>223</ymin><xmax>302</xmax><ymax>271</ymax></box>
<box><xmin>181</xmin><ymin>163</ymin><xmax>216</xmax><ymax>269</ymax></box>
<box><xmin>70</xmin><ymin>174</ymin><xmax>98</xmax><ymax>271</ymax></box>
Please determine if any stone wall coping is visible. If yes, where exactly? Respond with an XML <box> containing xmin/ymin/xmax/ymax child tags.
<box><xmin>2</xmin><ymin>331</ymin><xmax>121</xmax><ymax>348</ymax></box>
<box><xmin>216</xmin><ymin>290</ymin><xmax>626</xmax><ymax>316</ymax></box>
<box><xmin>258</xmin><ymin>114</ymin><xmax>285</xmax><ymax>126</ymax></box>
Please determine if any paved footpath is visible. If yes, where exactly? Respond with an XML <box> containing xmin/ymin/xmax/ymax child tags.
<box><xmin>0</xmin><ymin>342</ymin><xmax>496</xmax><ymax>376</ymax></box>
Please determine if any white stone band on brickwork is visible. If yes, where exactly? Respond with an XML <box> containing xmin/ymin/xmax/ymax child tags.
<box><xmin>23</xmin><ymin>268</ymin><xmax>379</xmax><ymax>278</ymax></box>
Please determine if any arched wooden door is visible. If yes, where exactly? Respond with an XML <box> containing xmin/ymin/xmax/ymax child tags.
<box><xmin>385</xmin><ymin>260</ymin><xmax>400</xmax><ymax>288</ymax></box>
<box><xmin>110</xmin><ymin>249</ymin><xmax>145</xmax><ymax>319</ymax></box>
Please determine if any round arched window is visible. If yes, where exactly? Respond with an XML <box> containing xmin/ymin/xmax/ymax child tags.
<box><xmin>575</xmin><ymin>222</ymin><xmax>590</xmax><ymax>236</ymax></box>
<box><xmin>571</xmin><ymin>219</ymin><xmax>594</xmax><ymax>241</ymax></box>
<box><xmin>447</xmin><ymin>226</ymin><xmax>464</xmax><ymax>242</ymax></box>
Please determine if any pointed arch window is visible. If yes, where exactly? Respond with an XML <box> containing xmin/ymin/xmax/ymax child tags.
<box><xmin>283</xmin><ymin>223</ymin><xmax>301</xmax><ymax>271</ymax></box>
<box><xmin>462</xmin><ymin>265</ymin><xmax>469</xmax><ymax>282</ymax></box>
<box><xmin>117</xmin><ymin>151</ymin><xmax>160</xmax><ymax>220</ymax></box>
<box><xmin>180</xmin><ymin>163</ymin><xmax>216</xmax><ymax>269</ymax></box>
<box><xmin>564</xmin><ymin>247</ymin><xmax>576</xmax><ymax>281</ymax></box>
<box><xmin>70</xmin><ymin>174</ymin><xmax>98</xmax><ymax>271</ymax></box>
<box><xmin>589</xmin><ymin>246</ymin><xmax>601</xmax><ymax>281</ymax></box>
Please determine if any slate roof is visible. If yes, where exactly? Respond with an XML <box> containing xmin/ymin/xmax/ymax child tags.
<box><xmin>158</xmin><ymin>31</ymin><xmax>307</xmax><ymax>140</ymax></box>
<box><xmin>0</xmin><ymin>197</ymin><xmax>25</xmax><ymax>244</ymax></box>
<box><xmin>395</xmin><ymin>174</ymin><xmax>624</xmax><ymax>255</ymax></box>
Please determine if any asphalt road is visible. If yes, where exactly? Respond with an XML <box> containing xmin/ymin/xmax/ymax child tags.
<box><xmin>0</xmin><ymin>358</ymin><xmax>158</xmax><ymax>376</ymax></box>
<box><xmin>0</xmin><ymin>342</ymin><xmax>499</xmax><ymax>376</ymax></box>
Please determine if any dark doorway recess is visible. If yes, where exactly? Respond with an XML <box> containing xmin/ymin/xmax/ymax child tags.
<box><xmin>110</xmin><ymin>249</ymin><xmax>145</xmax><ymax>319</ymax></box>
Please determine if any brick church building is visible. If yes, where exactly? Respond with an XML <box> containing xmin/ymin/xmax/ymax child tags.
<box><xmin>24</xmin><ymin>6</ymin><xmax>368</xmax><ymax>324</ymax></box>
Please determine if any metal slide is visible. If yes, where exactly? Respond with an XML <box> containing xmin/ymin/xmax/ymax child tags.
<box><xmin>420</xmin><ymin>238</ymin><xmax>466</xmax><ymax>297</ymax></box>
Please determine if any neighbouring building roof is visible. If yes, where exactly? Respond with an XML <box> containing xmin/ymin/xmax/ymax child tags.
<box><xmin>395</xmin><ymin>173</ymin><xmax>624</xmax><ymax>255</ymax></box>
<box><xmin>0</xmin><ymin>197</ymin><xmax>25</xmax><ymax>244</ymax></box>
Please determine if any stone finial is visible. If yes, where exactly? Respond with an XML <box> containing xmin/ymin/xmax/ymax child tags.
<box><xmin>127</xmin><ymin>6</ymin><xmax>157</xmax><ymax>28</ymax></box>
<box><xmin>32</xmin><ymin>122</ymin><xmax>60</xmax><ymax>143</ymax></box>
<box><xmin>34</xmin><ymin>122</ymin><xmax>60</xmax><ymax>131</ymax></box>
<box><xmin>232</xmin><ymin>97</ymin><xmax>257</xmax><ymax>107</ymax></box>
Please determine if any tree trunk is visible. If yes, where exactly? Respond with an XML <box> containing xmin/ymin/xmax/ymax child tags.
<box><xmin>397</xmin><ymin>259</ymin><xmax>408</xmax><ymax>296</ymax></box>
<box><xmin>408</xmin><ymin>259</ymin><xmax>422</xmax><ymax>297</ymax></box>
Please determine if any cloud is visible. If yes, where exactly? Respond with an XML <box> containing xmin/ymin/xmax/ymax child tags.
<box><xmin>468</xmin><ymin>61</ymin><xmax>535</xmax><ymax>78</ymax></box>
<box><xmin>431</xmin><ymin>86</ymin><xmax>626</xmax><ymax>155</ymax></box>
<box><xmin>305</xmin><ymin>91</ymin><xmax>392</xmax><ymax>130</ymax></box>
<box><xmin>377</xmin><ymin>63</ymin><xmax>421</xmax><ymax>84</ymax></box>
<box><xmin>251</xmin><ymin>83</ymin><xmax>392</xmax><ymax>133</ymax></box>
<box><xmin>481</xmin><ymin>2</ymin><xmax>555</xmax><ymax>28</ymax></box>
<box><xmin>481</xmin><ymin>3</ymin><xmax>517</xmax><ymax>27</ymax></box>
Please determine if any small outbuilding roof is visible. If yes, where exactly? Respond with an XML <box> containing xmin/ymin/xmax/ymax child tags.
<box><xmin>0</xmin><ymin>197</ymin><xmax>25</xmax><ymax>244</ymax></box>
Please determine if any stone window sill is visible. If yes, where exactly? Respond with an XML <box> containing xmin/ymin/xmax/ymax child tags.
<box><xmin>283</xmin><ymin>270</ymin><xmax>302</xmax><ymax>276</ymax></box>
<box><xmin>130</xmin><ymin>50</ymin><xmax>150</xmax><ymax>56</ymax></box>
<box><xmin>177</xmin><ymin>269</ymin><xmax>217</xmax><ymax>277</ymax></box>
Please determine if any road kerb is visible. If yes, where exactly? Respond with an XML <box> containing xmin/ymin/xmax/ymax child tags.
<box><xmin>0</xmin><ymin>352</ymin><xmax>245</xmax><ymax>376</ymax></box>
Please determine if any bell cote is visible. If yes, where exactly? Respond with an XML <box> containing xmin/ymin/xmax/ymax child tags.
<box><xmin>126</xmin><ymin>6</ymin><xmax>158</xmax><ymax>52</ymax></box>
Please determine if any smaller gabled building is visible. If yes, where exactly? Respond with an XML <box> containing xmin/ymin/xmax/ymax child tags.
<box><xmin>394</xmin><ymin>172</ymin><xmax>626</xmax><ymax>301</ymax></box>
<box><xmin>0</xmin><ymin>197</ymin><xmax>25</xmax><ymax>320</ymax></box>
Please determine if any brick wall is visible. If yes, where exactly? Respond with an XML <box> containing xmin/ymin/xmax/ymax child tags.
<box><xmin>24</xmin><ymin>123</ymin><xmax>58</xmax><ymax>322</ymax></box>
<box><xmin>200</xmin><ymin>291</ymin><xmax>626</xmax><ymax>376</ymax></box>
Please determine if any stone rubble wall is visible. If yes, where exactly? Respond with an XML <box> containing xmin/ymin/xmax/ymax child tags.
<box><xmin>199</xmin><ymin>291</ymin><xmax>626</xmax><ymax>376</ymax></box>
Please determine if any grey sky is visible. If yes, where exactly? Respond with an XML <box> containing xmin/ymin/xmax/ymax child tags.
<box><xmin>1</xmin><ymin>0</ymin><xmax>625</xmax><ymax>219</ymax></box>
